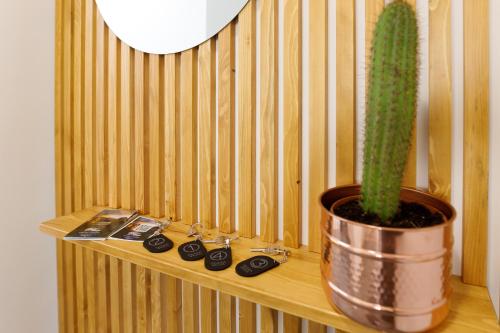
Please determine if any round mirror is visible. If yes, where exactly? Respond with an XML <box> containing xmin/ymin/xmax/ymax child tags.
<box><xmin>96</xmin><ymin>0</ymin><xmax>249</xmax><ymax>54</ymax></box>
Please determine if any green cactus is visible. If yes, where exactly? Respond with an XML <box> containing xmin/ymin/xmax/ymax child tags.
<box><xmin>361</xmin><ymin>1</ymin><xmax>418</xmax><ymax>222</ymax></box>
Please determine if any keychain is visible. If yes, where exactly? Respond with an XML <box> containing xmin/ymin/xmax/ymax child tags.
<box><xmin>235</xmin><ymin>247</ymin><xmax>290</xmax><ymax>277</ymax></box>
<box><xmin>205</xmin><ymin>238</ymin><xmax>236</xmax><ymax>271</ymax></box>
<box><xmin>178</xmin><ymin>223</ymin><xmax>207</xmax><ymax>261</ymax></box>
<box><xmin>143</xmin><ymin>220</ymin><xmax>174</xmax><ymax>253</ymax></box>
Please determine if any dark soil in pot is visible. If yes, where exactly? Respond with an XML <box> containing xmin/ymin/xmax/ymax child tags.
<box><xmin>333</xmin><ymin>199</ymin><xmax>444</xmax><ymax>228</ymax></box>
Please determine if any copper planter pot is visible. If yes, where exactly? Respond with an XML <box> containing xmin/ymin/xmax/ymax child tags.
<box><xmin>320</xmin><ymin>185</ymin><xmax>456</xmax><ymax>332</ymax></box>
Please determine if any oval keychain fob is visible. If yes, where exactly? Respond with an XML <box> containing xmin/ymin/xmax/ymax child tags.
<box><xmin>235</xmin><ymin>255</ymin><xmax>280</xmax><ymax>277</ymax></box>
<box><xmin>178</xmin><ymin>239</ymin><xmax>207</xmax><ymax>261</ymax></box>
<box><xmin>143</xmin><ymin>234</ymin><xmax>174</xmax><ymax>253</ymax></box>
<box><xmin>205</xmin><ymin>247</ymin><xmax>232</xmax><ymax>271</ymax></box>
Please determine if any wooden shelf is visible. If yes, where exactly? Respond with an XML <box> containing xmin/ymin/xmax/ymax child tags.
<box><xmin>40</xmin><ymin>207</ymin><xmax>499</xmax><ymax>333</ymax></box>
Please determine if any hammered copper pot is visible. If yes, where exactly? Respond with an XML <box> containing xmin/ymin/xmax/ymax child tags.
<box><xmin>320</xmin><ymin>185</ymin><xmax>456</xmax><ymax>333</ymax></box>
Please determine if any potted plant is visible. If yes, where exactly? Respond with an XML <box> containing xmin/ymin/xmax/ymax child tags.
<box><xmin>320</xmin><ymin>2</ymin><xmax>456</xmax><ymax>332</ymax></box>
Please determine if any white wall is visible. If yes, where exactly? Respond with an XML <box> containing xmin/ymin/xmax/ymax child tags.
<box><xmin>489</xmin><ymin>0</ymin><xmax>500</xmax><ymax>320</ymax></box>
<box><xmin>0</xmin><ymin>1</ymin><xmax>57</xmax><ymax>332</ymax></box>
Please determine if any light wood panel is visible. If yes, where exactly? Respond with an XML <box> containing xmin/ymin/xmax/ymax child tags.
<box><xmin>136</xmin><ymin>265</ymin><xmax>149</xmax><ymax>333</ymax></box>
<box><xmin>134</xmin><ymin>50</ymin><xmax>147</xmax><ymax>213</ymax></box>
<box><xmin>73</xmin><ymin>0</ymin><xmax>84</xmax><ymax>212</ymax></box>
<box><xmin>200</xmin><ymin>287</ymin><xmax>217</xmax><ymax>333</ymax></box>
<box><xmin>75</xmin><ymin>245</ymin><xmax>86</xmax><ymax>332</ymax></box>
<box><xmin>308</xmin><ymin>0</ymin><xmax>328</xmax><ymax>253</ymax></box>
<box><xmin>149</xmin><ymin>54</ymin><xmax>165</xmax><ymax>217</ymax></box>
<box><xmin>95</xmin><ymin>10</ymin><xmax>108</xmax><ymax>207</ymax></box>
<box><xmin>120</xmin><ymin>41</ymin><xmax>133</xmax><ymax>210</ymax></box>
<box><xmin>429</xmin><ymin>0</ymin><xmax>452</xmax><ymax>201</ymax></box>
<box><xmin>283</xmin><ymin>313</ymin><xmax>301</xmax><ymax>333</ymax></box>
<box><xmin>96</xmin><ymin>252</ymin><xmax>109</xmax><ymax>333</ymax></box>
<box><xmin>260</xmin><ymin>0</ymin><xmax>279</xmax><ymax>243</ymax></box>
<box><xmin>463</xmin><ymin>0</ymin><xmax>489</xmax><ymax>286</ymax></box>
<box><xmin>83</xmin><ymin>0</ymin><xmax>94</xmax><ymax>210</ymax></box>
<box><xmin>54</xmin><ymin>0</ymin><xmax>63</xmax><ymax>216</ymax></box>
<box><xmin>198</xmin><ymin>39</ymin><xmax>216</xmax><ymax>229</ymax></box>
<box><xmin>283</xmin><ymin>0</ymin><xmax>302</xmax><ymax>249</ymax></box>
<box><xmin>164</xmin><ymin>54</ymin><xmax>179</xmax><ymax>221</ymax></box>
<box><xmin>150</xmin><ymin>271</ymin><xmax>163</xmax><ymax>332</ymax></box>
<box><xmin>308</xmin><ymin>321</ymin><xmax>327</xmax><ymax>333</ymax></box>
<box><xmin>365</xmin><ymin>0</ymin><xmax>384</xmax><ymax>77</ymax></box>
<box><xmin>109</xmin><ymin>256</ymin><xmax>122</xmax><ymax>333</ymax></box>
<box><xmin>180</xmin><ymin>49</ymin><xmax>198</xmax><ymax>225</ymax></box>
<box><xmin>218</xmin><ymin>23</ymin><xmax>236</xmax><ymax>233</ymax></box>
<box><xmin>239</xmin><ymin>299</ymin><xmax>256</xmax><ymax>333</ymax></box>
<box><xmin>122</xmin><ymin>261</ymin><xmax>135</xmax><ymax>333</ymax></box>
<box><xmin>182</xmin><ymin>281</ymin><xmax>199</xmax><ymax>333</ymax></box>
<box><xmin>164</xmin><ymin>275</ymin><xmax>182</xmax><ymax>333</ymax></box>
<box><xmin>336</xmin><ymin>0</ymin><xmax>356</xmax><ymax>187</ymax></box>
<box><xmin>261</xmin><ymin>306</ymin><xmax>278</xmax><ymax>333</ymax></box>
<box><xmin>237</xmin><ymin>0</ymin><xmax>257</xmax><ymax>239</ymax></box>
<box><xmin>402</xmin><ymin>0</ymin><xmax>417</xmax><ymax>187</ymax></box>
<box><xmin>219</xmin><ymin>293</ymin><xmax>236</xmax><ymax>333</ymax></box>
<box><xmin>85</xmin><ymin>247</ymin><xmax>97</xmax><ymax>333</ymax></box>
<box><xmin>108</xmin><ymin>31</ymin><xmax>120</xmax><ymax>209</ymax></box>
<box><xmin>62</xmin><ymin>0</ymin><xmax>73</xmax><ymax>215</ymax></box>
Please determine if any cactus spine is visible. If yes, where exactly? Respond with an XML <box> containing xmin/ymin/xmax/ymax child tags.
<box><xmin>361</xmin><ymin>1</ymin><xmax>418</xmax><ymax>222</ymax></box>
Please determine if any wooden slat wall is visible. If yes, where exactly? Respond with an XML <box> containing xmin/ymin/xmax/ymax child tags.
<box><xmin>53</xmin><ymin>0</ymin><xmax>491</xmax><ymax>332</ymax></box>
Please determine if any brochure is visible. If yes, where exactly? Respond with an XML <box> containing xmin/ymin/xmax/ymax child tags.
<box><xmin>64</xmin><ymin>209</ymin><xmax>138</xmax><ymax>240</ymax></box>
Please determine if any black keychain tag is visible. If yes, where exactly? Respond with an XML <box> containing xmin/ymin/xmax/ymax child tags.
<box><xmin>178</xmin><ymin>239</ymin><xmax>206</xmax><ymax>261</ymax></box>
<box><xmin>205</xmin><ymin>247</ymin><xmax>232</xmax><ymax>271</ymax></box>
<box><xmin>143</xmin><ymin>234</ymin><xmax>174</xmax><ymax>253</ymax></box>
<box><xmin>235</xmin><ymin>255</ymin><xmax>280</xmax><ymax>277</ymax></box>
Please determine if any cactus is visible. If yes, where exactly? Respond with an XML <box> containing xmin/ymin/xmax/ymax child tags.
<box><xmin>361</xmin><ymin>1</ymin><xmax>418</xmax><ymax>222</ymax></box>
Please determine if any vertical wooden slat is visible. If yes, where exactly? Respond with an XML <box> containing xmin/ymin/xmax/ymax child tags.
<box><xmin>95</xmin><ymin>10</ymin><xmax>108</xmax><ymax>206</ymax></box>
<box><xmin>402</xmin><ymin>0</ymin><xmax>417</xmax><ymax>187</ymax></box>
<box><xmin>219</xmin><ymin>293</ymin><xmax>236</xmax><ymax>333</ymax></box>
<box><xmin>238</xmin><ymin>0</ymin><xmax>257</xmax><ymax>239</ymax></box>
<box><xmin>120</xmin><ymin>42</ymin><xmax>133</xmax><ymax>210</ymax></box>
<box><xmin>96</xmin><ymin>253</ymin><xmax>108</xmax><ymax>333</ymax></box>
<box><xmin>56</xmin><ymin>240</ymin><xmax>66</xmax><ymax>332</ymax></box>
<box><xmin>149</xmin><ymin>54</ymin><xmax>165</xmax><ymax>217</ymax></box>
<box><xmin>180</xmin><ymin>49</ymin><xmax>198</xmax><ymax>225</ymax></box>
<box><xmin>136</xmin><ymin>266</ymin><xmax>149</xmax><ymax>333</ymax></box>
<box><xmin>55</xmin><ymin>0</ymin><xmax>63</xmax><ymax>217</ymax></box>
<box><xmin>62</xmin><ymin>0</ymin><xmax>73</xmax><ymax>215</ymax></box>
<box><xmin>463</xmin><ymin>0</ymin><xmax>489</xmax><ymax>286</ymax></box>
<box><xmin>165</xmin><ymin>54</ymin><xmax>179</xmax><ymax>221</ymax></box>
<box><xmin>83</xmin><ymin>0</ymin><xmax>94</xmax><ymax>209</ymax></box>
<box><xmin>164</xmin><ymin>275</ymin><xmax>182</xmax><ymax>333</ymax></box>
<box><xmin>85</xmin><ymin>248</ymin><xmax>97</xmax><ymax>333</ymax></box>
<box><xmin>182</xmin><ymin>282</ymin><xmax>199</xmax><ymax>333</ymax></box>
<box><xmin>308</xmin><ymin>0</ymin><xmax>328</xmax><ymax>253</ymax></box>
<box><xmin>73</xmin><ymin>0</ymin><xmax>83</xmax><ymax>212</ymax></box>
<box><xmin>198</xmin><ymin>39</ymin><xmax>218</xmax><ymax>333</ymax></box>
<box><xmin>122</xmin><ymin>261</ymin><xmax>135</xmax><ymax>333</ymax></box>
<box><xmin>260</xmin><ymin>0</ymin><xmax>279</xmax><ymax>243</ymax></box>
<box><xmin>283</xmin><ymin>313</ymin><xmax>301</xmax><ymax>333</ymax></box>
<box><xmin>308</xmin><ymin>321</ymin><xmax>327</xmax><ymax>333</ymax></box>
<box><xmin>217</xmin><ymin>23</ymin><xmax>235</xmax><ymax>233</ymax></box>
<box><xmin>365</xmin><ymin>0</ymin><xmax>384</xmax><ymax>71</ymax></box>
<box><xmin>75</xmin><ymin>245</ymin><xmax>87</xmax><ymax>333</ymax></box>
<box><xmin>218</xmin><ymin>23</ymin><xmax>236</xmax><ymax>233</ymax></box>
<box><xmin>63</xmin><ymin>243</ymin><xmax>76</xmax><ymax>333</ymax></box>
<box><xmin>199</xmin><ymin>39</ymin><xmax>216</xmax><ymax>229</ymax></box>
<box><xmin>150</xmin><ymin>271</ymin><xmax>163</xmax><ymax>333</ymax></box>
<box><xmin>336</xmin><ymin>0</ymin><xmax>356</xmax><ymax>186</ymax></box>
<box><xmin>238</xmin><ymin>299</ymin><xmax>256</xmax><ymax>333</ymax></box>
<box><xmin>134</xmin><ymin>51</ymin><xmax>146</xmax><ymax>212</ymax></box>
<box><xmin>108</xmin><ymin>31</ymin><xmax>120</xmax><ymax>208</ymax></box>
<box><xmin>429</xmin><ymin>0</ymin><xmax>452</xmax><ymax>201</ymax></box>
<box><xmin>260</xmin><ymin>306</ymin><xmax>278</xmax><ymax>333</ymax></box>
<box><xmin>200</xmin><ymin>287</ymin><xmax>217</xmax><ymax>333</ymax></box>
<box><xmin>109</xmin><ymin>257</ymin><xmax>122</xmax><ymax>333</ymax></box>
<box><xmin>283</xmin><ymin>0</ymin><xmax>302</xmax><ymax>249</ymax></box>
